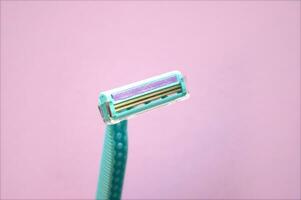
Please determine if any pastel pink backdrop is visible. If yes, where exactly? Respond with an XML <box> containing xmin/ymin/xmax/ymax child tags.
<box><xmin>0</xmin><ymin>1</ymin><xmax>300</xmax><ymax>199</ymax></box>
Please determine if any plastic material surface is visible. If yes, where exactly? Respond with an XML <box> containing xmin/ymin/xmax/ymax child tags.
<box><xmin>96</xmin><ymin>120</ymin><xmax>128</xmax><ymax>200</ymax></box>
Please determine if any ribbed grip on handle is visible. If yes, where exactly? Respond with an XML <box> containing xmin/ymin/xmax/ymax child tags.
<box><xmin>96</xmin><ymin>120</ymin><xmax>128</xmax><ymax>200</ymax></box>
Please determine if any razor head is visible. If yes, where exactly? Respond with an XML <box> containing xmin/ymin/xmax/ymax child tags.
<box><xmin>98</xmin><ymin>71</ymin><xmax>189</xmax><ymax>124</ymax></box>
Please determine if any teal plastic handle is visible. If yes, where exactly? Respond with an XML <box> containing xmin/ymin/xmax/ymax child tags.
<box><xmin>96</xmin><ymin>120</ymin><xmax>128</xmax><ymax>200</ymax></box>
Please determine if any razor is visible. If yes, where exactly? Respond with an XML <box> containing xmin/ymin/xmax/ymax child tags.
<box><xmin>96</xmin><ymin>71</ymin><xmax>189</xmax><ymax>200</ymax></box>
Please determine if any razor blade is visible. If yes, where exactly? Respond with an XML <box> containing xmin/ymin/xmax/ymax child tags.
<box><xmin>98</xmin><ymin>71</ymin><xmax>189</xmax><ymax>124</ymax></box>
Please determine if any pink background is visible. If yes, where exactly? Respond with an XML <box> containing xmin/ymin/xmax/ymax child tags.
<box><xmin>1</xmin><ymin>1</ymin><xmax>300</xmax><ymax>199</ymax></box>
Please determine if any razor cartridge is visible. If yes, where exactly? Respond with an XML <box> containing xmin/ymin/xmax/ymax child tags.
<box><xmin>98</xmin><ymin>71</ymin><xmax>189</xmax><ymax>124</ymax></box>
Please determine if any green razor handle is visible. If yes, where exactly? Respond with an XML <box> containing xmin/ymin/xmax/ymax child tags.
<box><xmin>96</xmin><ymin>120</ymin><xmax>128</xmax><ymax>200</ymax></box>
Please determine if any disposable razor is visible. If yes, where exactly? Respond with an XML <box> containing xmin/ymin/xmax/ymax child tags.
<box><xmin>96</xmin><ymin>71</ymin><xmax>189</xmax><ymax>200</ymax></box>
